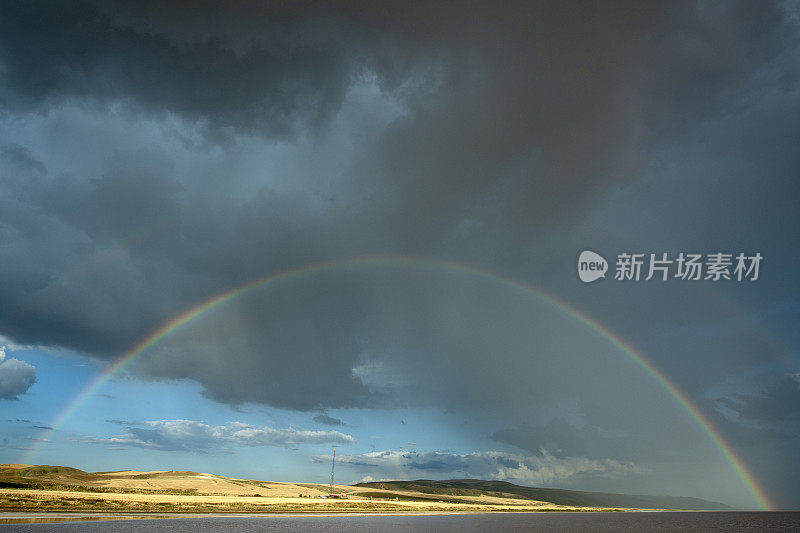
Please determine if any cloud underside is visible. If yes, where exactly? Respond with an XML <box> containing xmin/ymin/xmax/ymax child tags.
<box><xmin>91</xmin><ymin>420</ymin><xmax>355</xmax><ymax>452</ymax></box>
<box><xmin>316</xmin><ymin>449</ymin><xmax>642</xmax><ymax>487</ymax></box>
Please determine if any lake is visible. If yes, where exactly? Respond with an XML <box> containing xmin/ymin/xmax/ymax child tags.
<box><xmin>2</xmin><ymin>512</ymin><xmax>800</xmax><ymax>532</ymax></box>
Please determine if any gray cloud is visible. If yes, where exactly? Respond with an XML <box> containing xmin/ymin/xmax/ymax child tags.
<box><xmin>91</xmin><ymin>419</ymin><xmax>355</xmax><ymax>452</ymax></box>
<box><xmin>491</xmin><ymin>419</ymin><xmax>638</xmax><ymax>461</ymax></box>
<box><xmin>315</xmin><ymin>449</ymin><xmax>642</xmax><ymax>487</ymax></box>
<box><xmin>0</xmin><ymin>1</ymin><xmax>366</xmax><ymax>140</ymax></box>
<box><xmin>717</xmin><ymin>374</ymin><xmax>800</xmax><ymax>425</ymax></box>
<box><xmin>1</xmin><ymin>144</ymin><xmax>45</xmax><ymax>174</ymax></box>
<box><xmin>0</xmin><ymin>347</ymin><xmax>36</xmax><ymax>399</ymax></box>
<box><xmin>0</xmin><ymin>0</ymin><xmax>794</xmax><ymax>403</ymax></box>
<box><xmin>313</xmin><ymin>414</ymin><xmax>344</xmax><ymax>427</ymax></box>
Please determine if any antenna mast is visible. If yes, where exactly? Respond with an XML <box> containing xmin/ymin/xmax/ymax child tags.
<box><xmin>329</xmin><ymin>448</ymin><xmax>335</xmax><ymax>494</ymax></box>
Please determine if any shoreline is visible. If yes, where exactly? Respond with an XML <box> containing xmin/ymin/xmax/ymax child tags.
<box><xmin>5</xmin><ymin>508</ymin><xmax>782</xmax><ymax>519</ymax></box>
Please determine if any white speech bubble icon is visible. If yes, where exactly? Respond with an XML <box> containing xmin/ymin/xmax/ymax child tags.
<box><xmin>578</xmin><ymin>250</ymin><xmax>608</xmax><ymax>283</ymax></box>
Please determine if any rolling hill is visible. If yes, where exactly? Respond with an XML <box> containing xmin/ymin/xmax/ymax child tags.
<box><xmin>354</xmin><ymin>479</ymin><xmax>732</xmax><ymax>510</ymax></box>
<box><xmin>1</xmin><ymin>465</ymin><xmax>731</xmax><ymax>510</ymax></box>
<box><xmin>0</xmin><ymin>464</ymin><xmax>331</xmax><ymax>497</ymax></box>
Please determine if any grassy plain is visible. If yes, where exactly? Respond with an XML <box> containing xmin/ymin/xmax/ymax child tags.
<box><xmin>0</xmin><ymin>464</ymin><xmax>604</xmax><ymax>513</ymax></box>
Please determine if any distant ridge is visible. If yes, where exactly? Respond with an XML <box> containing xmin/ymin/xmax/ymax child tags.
<box><xmin>354</xmin><ymin>479</ymin><xmax>732</xmax><ymax>510</ymax></box>
<box><xmin>0</xmin><ymin>465</ymin><xmax>732</xmax><ymax>510</ymax></box>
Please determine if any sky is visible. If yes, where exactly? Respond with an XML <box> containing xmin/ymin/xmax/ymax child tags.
<box><xmin>0</xmin><ymin>0</ymin><xmax>799</xmax><ymax>510</ymax></box>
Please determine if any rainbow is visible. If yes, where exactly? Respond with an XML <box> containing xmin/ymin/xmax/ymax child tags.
<box><xmin>23</xmin><ymin>255</ymin><xmax>775</xmax><ymax>510</ymax></box>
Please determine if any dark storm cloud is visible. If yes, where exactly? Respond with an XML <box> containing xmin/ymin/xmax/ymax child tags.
<box><xmin>0</xmin><ymin>0</ymin><xmax>670</xmax><ymax>383</ymax></box>
<box><xmin>717</xmin><ymin>375</ymin><xmax>800</xmax><ymax>424</ymax></box>
<box><xmin>0</xmin><ymin>1</ymin><xmax>365</xmax><ymax>138</ymax></box>
<box><xmin>1</xmin><ymin>145</ymin><xmax>45</xmax><ymax>174</ymax></box>
<box><xmin>644</xmin><ymin>0</ymin><xmax>798</xmax><ymax>130</ymax></box>
<box><xmin>0</xmin><ymin>0</ymin><xmax>686</xmax><ymax>243</ymax></box>
<box><xmin>135</xmin><ymin>277</ymin><xmax>376</xmax><ymax>410</ymax></box>
<box><xmin>0</xmin><ymin>0</ymin><xmax>762</xmax><ymax>398</ymax></box>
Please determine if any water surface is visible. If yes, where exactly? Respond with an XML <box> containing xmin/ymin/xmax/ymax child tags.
<box><xmin>2</xmin><ymin>512</ymin><xmax>799</xmax><ymax>532</ymax></box>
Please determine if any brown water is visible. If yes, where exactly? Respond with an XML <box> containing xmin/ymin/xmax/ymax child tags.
<box><xmin>1</xmin><ymin>512</ymin><xmax>799</xmax><ymax>532</ymax></box>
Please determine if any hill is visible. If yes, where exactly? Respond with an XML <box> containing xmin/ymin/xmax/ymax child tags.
<box><xmin>354</xmin><ymin>479</ymin><xmax>732</xmax><ymax>510</ymax></box>
<box><xmin>0</xmin><ymin>463</ymin><xmax>600</xmax><ymax>513</ymax></box>
<box><xmin>0</xmin><ymin>464</ymin><xmax>331</xmax><ymax>497</ymax></box>
<box><xmin>0</xmin><ymin>464</ymin><xmax>731</xmax><ymax>512</ymax></box>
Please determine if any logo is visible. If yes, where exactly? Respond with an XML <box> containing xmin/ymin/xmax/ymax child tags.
<box><xmin>577</xmin><ymin>250</ymin><xmax>762</xmax><ymax>283</ymax></box>
<box><xmin>578</xmin><ymin>250</ymin><xmax>608</xmax><ymax>283</ymax></box>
